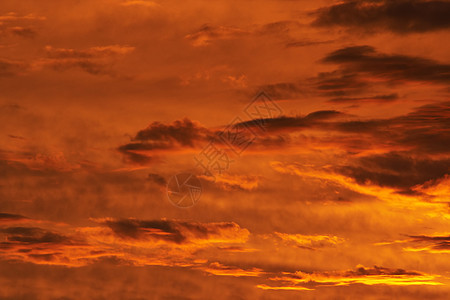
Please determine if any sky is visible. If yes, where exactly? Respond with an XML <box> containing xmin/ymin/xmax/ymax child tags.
<box><xmin>0</xmin><ymin>0</ymin><xmax>450</xmax><ymax>299</ymax></box>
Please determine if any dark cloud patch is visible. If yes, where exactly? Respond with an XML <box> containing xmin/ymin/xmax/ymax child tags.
<box><xmin>118</xmin><ymin>119</ymin><xmax>214</xmax><ymax>164</ymax></box>
<box><xmin>315</xmin><ymin>70</ymin><xmax>369</xmax><ymax>97</ymax></box>
<box><xmin>148</xmin><ymin>173</ymin><xmax>167</xmax><ymax>186</ymax></box>
<box><xmin>0</xmin><ymin>213</ymin><xmax>27</xmax><ymax>221</ymax></box>
<box><xmin>313</xmin><ymin>0</ymin><xmax>450</xmax><ymax>33</ymax></box>
<box><xmin>0</xmin><ymin>227</ymin><xmax>69</xmax><ymax>244</ymax></box>
<box><xmin>102</xmin><ymin>218</ymin><xmax>244</xmax><ymax>244</ymax></box>
<box><xmin>403</xmin><ymin>235</ymin><xmax>450</xmax><ymax>252</ymax></box>
<box><xmin>41</xmin><ymin>45</ymin><xmax>134</xmax><ymax>77</ymax></box>
<box><xmin>323</xmin><ymin>46</ymin><xmax>450</xmax><ymax>85</ymax></box>
<box><xmin>9</xmin><ymin>26</ymin><xmax>36</xmax><ymax>38</ymax></box>
<box><xmin>337</xmin><ymin>152</ymin><xmax>450</xmax><ymax>193</ymax></box>
<box><xmin>389</xmin><ymin>101</ymin><xmax>450</xmax><ymax>153</ymax></box>
<box><xmin>285</xmin><ymin>39</ymin><xmax>334</xmax><ymax>48</ymax></box>
<box><xmin>0</xmin><ymin>59</ymin><xmax>27</xmax><ymax>77</ymax></box>
<box><xmin>257</xmin><ymin>20</ymin><xmax>300</xmax><ymax>35</ymax></box>
<box><xmin>349</xmin><ymin>265</ymin><xmax>421</xmax><ymax>276</ymax></box>
<box><xmin>44</xmin><ymin>45</ymin><xmax>134</xmax><ymax>59</ymax></box>
<box><xmin>239</xmin><ymin>101</ymin><xmax>450</xmax><ymax>155</ymax></box>
<box><xmin>28</xmin><ymin>253</ymin><xmax>56</xmax><ymax>262</ymax></box>
<box><xmin>238</xmin><ymin>110</ymin><xmax>343</xmax><ymax>132</ymax></box>
<box><xmin>409</xmin><ymin>235</ymin><xmax>450</xmax><ymax>243</ymax></box>
<box><xmin>47</xmin><ymin>60</ymin><xmax>116</xmax><ymax>77</ymax></box>
<box><xmin>134</xmin><ymin>119</ymin><xmax>211</xmax><ymax>145</ymax></box>
<box><xmin>0</xmin><ymin>12</ymin><xmax>42</xmax><ymax>39</ymax></box>
<box><xmin>257</xmin><ymin>82</ymin><xmax>304</xmax><ymax>100</ymax></box>
<box><xmin>185</xmin><ymin>24</ymin><xmax>248</xmax><ymax>46</ymax></box>
<box><xmin>119</xmin><ymin>101</ymin><xmax>449</xmax><ymax>170</ymax></box>
<box><xmin>329</xmin><ymin>93</ymin><xmax>398</xmax><ymax>104</ymax></box>
<box><xmin>263</xmin><ymin>265</ymin><xmax>436</xmax><ymax>290</ymax></box>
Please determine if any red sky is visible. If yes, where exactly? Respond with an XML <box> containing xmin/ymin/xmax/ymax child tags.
<box><xmin>1</xmin><ymin>0</ymin><xmax>450</xmax><ymax>299</ymax></box>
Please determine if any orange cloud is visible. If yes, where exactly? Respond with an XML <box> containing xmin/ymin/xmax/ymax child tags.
<box><xmin>0</xmin><ymin>216</ymin><xmax>251</xmax><ymax>268</ymax></box>
<box><xmin>275</xmin><ymin>232</ymin><xmax>344</xmax><ymax>250</ymax></box>
<box><xmin>199</xmin><ymin>262</ymin><xmax>264</xmax><ymax>277</ymax></box>
<box><xmin>259</xmin><ymin>265</ymin><xmax>443</xmax><ymax>291</ymax></box>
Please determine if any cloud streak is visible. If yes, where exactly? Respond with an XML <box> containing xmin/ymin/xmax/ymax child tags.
<box><xmin>313</xmin><ymin>0</ymin><xmax>450</xmax><ymax>33</ymax></box>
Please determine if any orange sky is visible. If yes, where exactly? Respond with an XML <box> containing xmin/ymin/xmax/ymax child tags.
<box><xmin>1</xmin><ymin>0</ymin><xmax>450</xmax><ymax>299</ymax></box>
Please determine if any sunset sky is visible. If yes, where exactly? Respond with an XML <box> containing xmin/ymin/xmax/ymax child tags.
<box><xmin>1</xmin><ymin>0</ymin><xmax>450</xmax><ymax>299</ymax></box>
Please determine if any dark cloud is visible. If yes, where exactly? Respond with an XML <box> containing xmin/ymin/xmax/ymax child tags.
<box><xmin>9</xmin><ymin>26</ymin><xmax>36</xmax><ymax>38</ymax></box>
<box><xmin>0</xmin><ymin>227</ymin><xmax>69</xmax><ymax>244</ymax></box>
<box><xmin>41</xmin><ymin>45</ymin><xmax>134</xmax><ymax>77</ymax></box>
<box><xmin>257</xmin><ymin>20</ymin><xmax>300</xmax><ymax>35</ymax></box>
<box><xmin>348</xmin><ymin>265</ymin><xmax>421</xmax><ymax>276</ymax></box>
<box><xmin>134</xmin><ymin>118</ymin><xmax>211</xmax><ymax>145</ymax></box>
<box><xmin>185</xmin><ymin>24</ymin><xmax>249</xmax><ymax>46</ymax></box>
<box><xmin>409</xmin><ymin>235</ymin><xmax>450</xmax><ymax>243</ymax></box>
<box><xmin>285</xmin><ymin>39</ymin><xmax>334</xmax><ymax>48</ymax></box>
<box><xmin>118</xmin><ymin>118</ymin><xmax>214</xmax><ymax>164</ymax></box>
<box><xmin>395</xmin><ymin>235</ymin><xmax>450</xmax><ymax>252</ymax></box>
<box><xmin>329</xmin><ymin>93</ymin><xmax>398</xmax><ymax>103</ymax></box>
<box><xmin>0</xmin><ymin>59</ymin><xmax>27</xmax><ymax>77</ymax></box>
<box><xmin>313</xmin><ymin>0</ymin><xmax>450</xmax><ymax>33</ymax></box>
<box><xmin>148</xmin><ymin>173</ymin><xmax>167</xmax><ymax>186</ymax></box>
<box><xmin>238</xmin><ymin>110</ymin><xmax>344</xmax><ymax>132</ymax></box>
<box><xmin>322</xmin><ymin>45</ymin><xmax>450</xmax><ymax>85</ymax></box>
<box><xmin>0</xmin><ymin>213</ymin><xmax>27</xmax><ymax>221</ymax></box>
<box><xmin>260</xmin><ymin>265</ymin><xmax>438</xmax><ymax>290</ymax></box>
<box><xmin>44</xmin><ymin>45</ymin><xmax>135</xmax><ymax>59</ymax></box>
<box><xmin>102</xmin><ymin>218</ymin><xmax>245</xmax><ymax>244</ymax></box>
<box><xmin>238</xmin><ymin>101</ymin><xmax>450</xmax><ymax>155</ymax></box>
<box><xmin>47</xmin><ymin>60</ymin><xmax>116</xmax><ymax>77</ymax></box>
<box><xmin>315</xmin><ymin>70</ymin><xmax>369</xmax><ymax>97</ymax></box>
<box><xmin>337</xmin><ymin>152</ymin><xmax>450</xmax><ymax>193</ymax></box>
<box><xmin>257</xmin><ymin>82</ymin><xmax>304</xmax><ymax>100</ymax></box>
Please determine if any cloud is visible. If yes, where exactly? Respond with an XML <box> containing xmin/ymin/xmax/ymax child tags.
<box><xmin>336</xmin><ymin>152</ymin><xmax>450</xmax><ymax>194</ymax></box>
<box><xmin>329</xmin><ymin>93</ymin><xmax>399</xmax><ymax>104</ymax></box>
<box><xmin>0</xmin><ymin>148</ymin><xmax>81</xmax><ymax>173</ymax></box>
<box><xmin>322</xmin><ymin>45</ymin><xmax>450</xmax><ymax>85</ymax></box>
<box><xmin>0</xmin><ymin>13</ymin><xmax>45</xmax><ymax>22</ymax></box>
<box><xmin>257</xmin><ymin>82</ymin><xmax>305</xmax><ymax>100</ymax></box>
<box><xmin>0</xmin><ymin>213</ymin><xmax>28</xmax><ymax>223</ymax></box>
<box><xmin>185</xmin><ymin>24</ymin><xmax>249</xmax><ymax>47</ymax></box>
<box><xmin>378</xmin><ymin>231</ymin><xmax>450</xmax><ymax>254</ymax></box>
<box><xmin>44</xmin><ymin>45</ymin><xmax>135</xmax><ymax>59</ymax></box>
<box><xmin>259</xmin><ymin>265</ymin><xmax>443</xmax><ymax>291</ymax></box>
<box><xmin>0</xmin><ymin>12</ymin><xmax>43</xmax><ymax>39</ymax></box>
<box><xmin>236</xmin><ymin>100</ymin><xmax>450</xmax><ymax>157</ymax></box>
<box><xmin>0</xmin><ymin>227</ymin><xmax>70</xmax><ymax>244</ymax></box>
<box><xmin>313</xmin><ymin>0</ymin><xmax>450</xmax><ymax>33</ymax></box>
<box><xmin>185</xmin><ymin>21</ymin><xmax>302</xmax><ymax>47</ymax></box>
<box><xmin>147</xmin><ymin>173</ymin><xmax>167</xmax><ymax>186</ymax></box>
<box><xmin>200</xmin><ymin>173</ymin><xmax>259</xmax><ymax>191</ymax></box>
<box><xmin>405</xmin><ymin>234</ymin><xmax>450</xmax><ymax>253</ymax></box>
<box><xmin>285</xmin><ymin>39</ymin><xmax>334</xmax><ymax>48</ymax></box>
<box><xmin>274</xmin><ymin>232</ymin><xmax>344</xmax><ymax>250</ymax></box>
<box><xmin>0</xmin><ymin>215</ymin><xmax>251</xmax><ymax>268</ymax></box>
<box><xmin>0</xmin><ymin>58</ymin><xmax>28</xmax><ymax>77</ymax></box>
<box><xmin>199</xmin><ymin>262</ymin><xmax>264</xmax><ymax>277</ymax></box>
<box><xmin>238</xmin><ymin>110</ymin><xmax>344</xmax><ymax>133</ymax></box>
<box><xmin>34</xmin><ymin>45</ymin><xmax>135</xmax><ymax>77</ymax></box>
<box><xmin>314</xmin><ymin>69</ymin><xmax>369</xmax><ymax>97</ymax></box>
<box><xmin>7</xmin><ymin>26</ymin><xmax>37</xmax><ymax>38</ymax></box>
<box><xmin>118</xmin><ymin>100</ymin><xmax>449</xmax><ymax>177</ymax></box>
<box><xmin>118</xmin><ymin>118</ymin><xmax>214</xmax><ymax>164</ymax></box>
<box><xmin>120</xmin><ymin>0</ymin><xmax>160</xmax><ymax>7</ymax></box>
<box><xmin>0</xmin><ymin>223</ymin><xmax>88</xmax><ymax>266</ymax></box>
<box><xmin>99</xmin><ymin>218</ymin><xmax>249</xmax><ymax>245</ymax></box>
